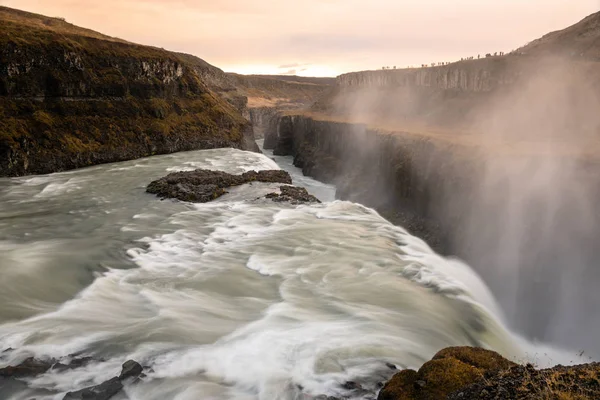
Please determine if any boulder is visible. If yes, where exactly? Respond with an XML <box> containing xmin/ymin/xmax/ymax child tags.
<box><xmin>265</xmin><ymin>185</ymin><xmax>321</xmax><ymax>204</ymax></box>
<box><xmin>377</xmin><ymin>347</ymin><xmax>516</xmax><ymax>400</ymax></box>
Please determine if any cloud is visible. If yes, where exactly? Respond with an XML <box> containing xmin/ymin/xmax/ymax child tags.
<box><xmin>277</xmin><ymin>63</ymin><xmax>309</xmax><ymax>69</ymax></box>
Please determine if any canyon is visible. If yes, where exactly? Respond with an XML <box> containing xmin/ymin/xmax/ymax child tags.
<box><xmin>3</xmin><ymin>4</ymin><xmax>600</xmax><ymax>400</ymax></box>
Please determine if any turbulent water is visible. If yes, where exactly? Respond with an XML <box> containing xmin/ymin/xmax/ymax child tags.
<box><xmin>0</xmin><ymin>145</ymin><xmax>579</xmax><ymax>399</ymax></box>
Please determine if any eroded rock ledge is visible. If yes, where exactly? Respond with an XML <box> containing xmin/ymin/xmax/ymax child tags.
<box><xmin>0</xmin><ymin>354</ymin><xmax>145</xmax><ymax>400</ymax></box>
<box><xmin>146</xmin><ymin>169</ymin><xmax>319</xmax><ymax>204</ymax></box>
<box><xmin>378</xmin><ymin>346</ymin><xmax>600</xmax><ymax>400</ymax></box>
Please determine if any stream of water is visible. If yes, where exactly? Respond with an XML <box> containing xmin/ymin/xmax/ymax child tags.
<box><xmin>0</xmin><ymin>145</ymin><xmax>583</xmax><ymax>399</ymax></box>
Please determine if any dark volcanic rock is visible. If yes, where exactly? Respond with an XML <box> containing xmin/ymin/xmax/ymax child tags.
<box><xmin>52</xmin><ymin>357</ymin><xmax>95</xmax><ymax>372</ymax></box>
<box><xmin>0</xmin><ymin>357</ymin><xmax>55</xmax><ymax>377</ymax></box>
<box><xmin>265</xmin><ymin>185</ymin><xmax>321</xmax><ymax>204</ymax></box>
<box><xmin>146</xmin><ymin>169</ymin><xmax>292</xmax><ymax>202</ymax></box>
<box><xmin>0</xmin><ymin>354</ymin><xmax>145</xmax><ymax>400</ymax></box>
<box><xmin>119</xmin><ymin>360</ymin><xmax>143</xmax><ymax>380</ymax></box>
<box><xmin>64</xmin><ymin>359</ymin><xmax>144</xmax><ymax>400</ymax></box>
<box><xmin>63</xmin><ymin>377</ymin><xmax>123</xmax><ymax>400</ymax></box>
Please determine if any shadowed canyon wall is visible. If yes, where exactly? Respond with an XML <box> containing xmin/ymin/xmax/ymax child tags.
<box><xmin>264</xmin><ymin>53</ymin><xmax>600</xmax><ymax>356</ymax></box>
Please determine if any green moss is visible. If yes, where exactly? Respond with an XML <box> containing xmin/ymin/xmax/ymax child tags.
<box><xmin>378</xmin><ymin>347</ymin><xmax>516</xmax><ymax>400</ymax></box>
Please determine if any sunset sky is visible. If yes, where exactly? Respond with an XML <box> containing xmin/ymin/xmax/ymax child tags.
<box><xmin>3</xmin><ymin>0</ymin><xmax>599</xmax><ymax>76</ymax></box>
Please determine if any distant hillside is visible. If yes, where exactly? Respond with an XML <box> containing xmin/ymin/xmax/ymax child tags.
<box><xmin>517</xmin><ymin>11</ymin><xmax>600</xmax><ymax>59</ymax></box>
<box><xmin>241</xmin><ymin>75</ymin><xmax>335</xmax><ymax>86</ymax></box>
<box><xmin>228</xmin><ymin>73</ymin><xmax>332</xmax><ymax>108</ymax></box>
<box><xmin>0</xmin><ymin>6</ymin><xmax>256</xmax><ymax>176</ymax></box>
<box><xmin>175</xmin><ymin>54</ymin><xmax>332</xmax><ymax>111</ymax></box>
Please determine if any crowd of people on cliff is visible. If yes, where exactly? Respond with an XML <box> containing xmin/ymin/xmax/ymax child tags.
<box><xmin>380</xmin><ymin>51</ymin><xmax>507</xmax><ymax>70</ymax></box>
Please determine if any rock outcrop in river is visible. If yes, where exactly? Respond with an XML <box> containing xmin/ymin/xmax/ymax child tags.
<box><xmin>0</xmin><ymin>6</ymin><xmax>258</xmax><ymax>177</ymax></box>
<box><xmin>147</xmin><ymin>169</ymin><xmax>320</xmax><ymax>204</ymax></box>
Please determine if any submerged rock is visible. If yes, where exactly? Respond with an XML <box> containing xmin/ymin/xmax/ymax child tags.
<box><xmin>265</xmin><ymin>185</ymin><xmax>321</xmax><ymax>204</ymax></box>
<box><xmin>0</xmin><ymin>357</ymin><xmax>55</xmax><ymax>377</ymax></box>
<box><xmin>146</xmin><ymin>169</ymin><xmax>292</xmax><ymax>202</ymax></box>
<box><xmin>0</xmin><ymin>355</ymin><xmax>144</xmax><ymax>400</ymax></box>
<box><xmin>378</xmin><ymin>346</ymin><xmax>600</xmax><ymax>400</ymax></box>
<box><xmin>63</xmin><ymin>377</ymin><xmax>123</xmax><ymax>400</ymax></box>
<box><xmin>64</xmin><ymin>360</ymin><xmax>144</xmax><ymax>400</ymax></box>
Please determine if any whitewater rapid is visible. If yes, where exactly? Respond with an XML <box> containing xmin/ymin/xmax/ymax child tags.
<box><xmin>0</xmin><ymin>146</ymin><xmax>579</xmax><ymax>399</ymax></box>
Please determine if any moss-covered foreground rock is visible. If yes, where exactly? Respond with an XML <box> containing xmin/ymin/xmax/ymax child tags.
<box><xmin>378</xmin><ymin>347</ymin><xmax>600</xmax><ymax>400</ymax></box>
<box><xmin>0</xmin><ymin>6</ymin><xmax>256</xmax><ymax>177</ymax></box>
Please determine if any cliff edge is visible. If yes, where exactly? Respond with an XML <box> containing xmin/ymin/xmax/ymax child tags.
<box><xmin>0</xmin><ymin>6</ymin><xmax>256</xmax><ymax>177</ymax></box>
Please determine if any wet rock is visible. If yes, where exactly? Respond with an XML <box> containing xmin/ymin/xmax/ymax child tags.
<box><xmin>119</xmin><ymin>360</ymin><xmax>143</xmax><ymax>380</ymax></box>
<box><xmin>0</xmin><ymin>357</ymin><xmax>55</xmax><ymax>377</ymax></box>
<box><xmin>342</xmin><ymin>381</ymin><xmax>363</xmax><ymax>391</ymax></box>
<box><xmin>53</xmin><ymin>357</ymin><xmax>95</xmax><ymax>372</ymax></box>
<box><xmin>63</xmin><ymin>377</ymin><xmax>123</xmax><ymax>400</ymax></box>
<box><xmin>265</xmin><ymin>185</ymin><xmax>320</xmax><ymax>204</ymax></box>
<box><xmin>386</xmin><ymin>362</ymin><xmax>398</xmax><ymax>370</ymax></box>
<box><xmin>64</xmin><ymin>360</ymin><xmax>145</xmax><ymax>400</ymax></box>
<box><xmin>147</xmin><ymin>169</ymin><xmax>292</xmax><ymax>202</ymax></box>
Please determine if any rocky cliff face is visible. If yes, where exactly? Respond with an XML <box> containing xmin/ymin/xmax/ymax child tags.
<box><xmin>336</xmin><ymin>58</ymin><xmax>518</xmax><ymax>92</ymax></box>
<box><xmin>247</xmin><ymin>107</ymin><xmax>280</xmax><ymax>139</ymax></box>
<box><xmin>0</xmin><ymin>6</ymin><xmax>257</xmax><ymax>177</ymax></box>
<box><xmin>264</xmin><ymin>114</ymin><xmax>479</xmax><ymax>251</ymax></box>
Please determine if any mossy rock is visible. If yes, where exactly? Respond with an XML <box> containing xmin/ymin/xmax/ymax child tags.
<box><xmin>378</xmin><ymin>347</ymin><xmax>516</xmax><ymax>400</ymax></box>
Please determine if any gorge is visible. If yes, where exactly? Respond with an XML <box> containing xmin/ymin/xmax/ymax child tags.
<box><xmin>2</xmin><ymin>4</ymin><xmax>600</xmax><ymax>400</ymax></box>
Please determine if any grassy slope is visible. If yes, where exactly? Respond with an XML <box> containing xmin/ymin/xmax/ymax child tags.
<box><xmin>0</xmin><ymin>6</ymin><xmax>250</xmax><ymax>176</ymax></box>
<box><xmin>517</xmin><ymin>11</ymin><xmax>600</xmax><ymax>59</ymax></box>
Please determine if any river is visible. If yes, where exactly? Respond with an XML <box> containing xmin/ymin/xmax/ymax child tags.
<box><xmin>0</xmin><ymin>144</ymin><xmax>576</xmax><ymax>399</ymax></box>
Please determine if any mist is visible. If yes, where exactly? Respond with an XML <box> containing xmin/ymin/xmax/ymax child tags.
<box><xmin>328</xmin><ymin>56</ymin><xmax>600</xmax><ymax>355</ymax></box>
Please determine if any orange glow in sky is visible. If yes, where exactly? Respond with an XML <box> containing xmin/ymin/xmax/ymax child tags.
<box><xmin>3</xmin><ymin>0</ymin><xmax>599</xmax><ymax>76</ymax></box>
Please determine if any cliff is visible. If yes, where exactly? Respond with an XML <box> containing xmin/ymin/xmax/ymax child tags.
<box><xmin>0</xmin><ymin>6</ymin><xmax>256</xmax><ymax>177</ymax></box>
<box><xmin>335</xmin><ymin>58</ymin><xmax>516</xmax><ymax>92</ymax></box>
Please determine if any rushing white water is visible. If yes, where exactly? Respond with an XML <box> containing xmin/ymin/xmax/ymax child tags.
<box><xmin>0</xmin><ymin>146</ymin><xmax>584</xmax><ymax>400</ymax></box>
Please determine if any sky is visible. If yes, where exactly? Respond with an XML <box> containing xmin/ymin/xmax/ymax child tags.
<box><xmin>3</xmin><ymin>0</ymin><xmax>599</xmax><ymax>76</ymax></box>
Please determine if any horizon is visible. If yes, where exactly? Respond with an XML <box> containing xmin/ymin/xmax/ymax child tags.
<box><xmin>2</xmin><ymin>0</ymin><xmax>599</xmax><ymax>77</ymax></box>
